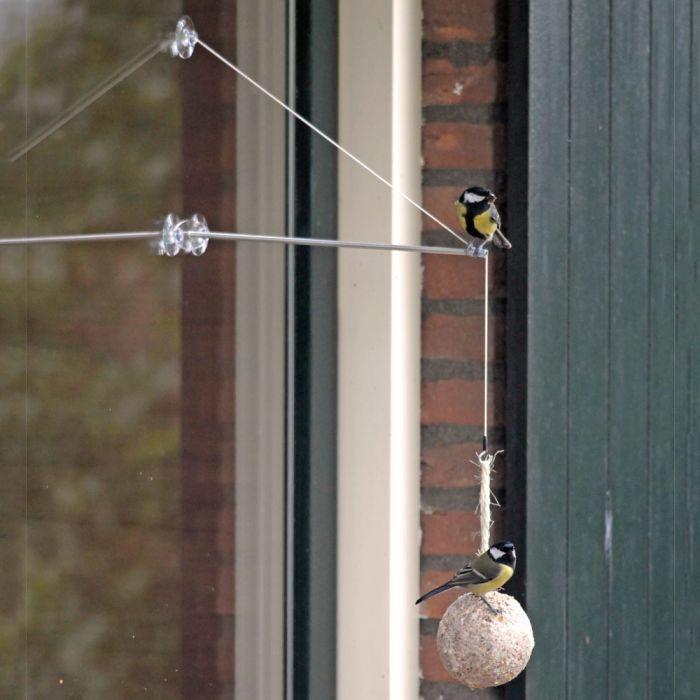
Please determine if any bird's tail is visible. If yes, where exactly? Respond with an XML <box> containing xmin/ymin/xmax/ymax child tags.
<box><xmin>492</xmin><ymin>229</ymin><xmax>512</xmax><ymax>249</ymax></box>
<box><xmin>415</xmin><ymin>582</ymin><xmax>456</xmax><ymax>605</ymax></box>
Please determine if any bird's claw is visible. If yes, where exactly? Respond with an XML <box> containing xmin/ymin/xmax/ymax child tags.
<box><xmin>464</xmin><ymin>242</ymin><xmax>489</xmax><ymax>259</ymax></box>
<box><xmin>478</xmin><ymin>596</ymin><xmax>501</xmax><ymax>615</ymax></box>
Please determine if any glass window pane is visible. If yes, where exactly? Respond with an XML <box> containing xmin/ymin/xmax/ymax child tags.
<box><xmin>0</xmin><ymin>2</ymin><xmax>286</xmax><ymax>696</ymax></box>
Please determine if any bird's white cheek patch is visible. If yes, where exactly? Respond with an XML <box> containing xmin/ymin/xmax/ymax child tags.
<box><xmin>490</xmin><ymin>546</ymin><xmax>505</xmax><ymax>560</ymax></box>
<box><xmin>465</xmin><ymin>192</ymin><xmax>486</xmax><ymax>203</ymax></box>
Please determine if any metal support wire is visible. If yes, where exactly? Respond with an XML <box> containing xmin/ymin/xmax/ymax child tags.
<box><xmin>206</xmin><ymin>232</ymin><xmax>476</xmax><ymax>256</ymax></box>
<box><xmin>6</xmin><ymin>14</ymin><xmax>471</xmax><ymax>252</ymax></box>
<box><xmin>194</xmin><ymin>36</ymin><xmax>470</xmax><ymax>249</ymax></box>
<box><xmin>0</xmin><ymin>228</ymin><xmax>483</xmax><ymax>257</ymax></box>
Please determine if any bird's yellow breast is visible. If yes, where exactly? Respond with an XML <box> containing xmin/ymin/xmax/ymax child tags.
<box><xmin>466</xmin><ymin>564</ymin><xmax>514</xmax><ymax>595</ymax></box>
<box><xmin>473</xmin><ymin>208</ymin><xmax>497</xmax><ymax>236</ymax></box>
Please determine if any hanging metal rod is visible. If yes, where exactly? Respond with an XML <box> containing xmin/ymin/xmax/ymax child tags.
<box><xmin>0</xmin><ymin>230</ymin><xmax>484</xmax><ymax>257</ymax></box>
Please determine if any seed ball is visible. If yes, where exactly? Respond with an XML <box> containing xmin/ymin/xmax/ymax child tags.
<box><xmin>436</xmin><ymin>591</ymin><xmax>534</xmax><ymax>689</ymax></box>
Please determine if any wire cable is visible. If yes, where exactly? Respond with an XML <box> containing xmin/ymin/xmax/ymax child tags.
<box><xmin>6</xmin><ymin>21</ymin><xmax>470</xmax><ymax>252</ymax></box>
<box><xmin>195</xmin><ymin>38</ymin><xmax>470</xmax><ymax>248</ymax></box>
<box><xmin>0</xmin><ymin>229</ymin><xmax>481</xmax><ymax>256</ymax></box>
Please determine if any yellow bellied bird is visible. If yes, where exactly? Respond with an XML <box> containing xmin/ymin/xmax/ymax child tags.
<box><xmin>416</xmin><ymin>540</ymin><xmax>516</xmax><ymax>614</ymax></box>
<box><xmin>455</xmin><ymin>186</ymin><xmax>511</xmax><ymax>250</ymax></box>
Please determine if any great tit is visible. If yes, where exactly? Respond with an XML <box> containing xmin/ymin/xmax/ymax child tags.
<box><xmin>416</xmin><ymin>540</ymin><xmax>516</xmax><ymax>613</ymax></box>
<box><xmin>455</xmin><ymin>186</ymin><xmax>511</xmax><ymax>250</ymax></box>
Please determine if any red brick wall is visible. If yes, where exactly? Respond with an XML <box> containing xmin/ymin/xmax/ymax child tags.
<box><xmin>420</xmin><ymin>1</ymin><xmax>507</xmax><ymax>697</ymax></box>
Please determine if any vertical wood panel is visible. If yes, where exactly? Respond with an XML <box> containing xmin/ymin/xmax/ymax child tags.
<box><xmin>567</xmin><ymin>2</ymin><xmax>610</xmax><ymax>697</ymax></box>
<box><xmin>689</xmin><ymin>5</ymin><xmax>700</xmax><ymax>695</ymax></box>
<box><xmin>518</xmin><ymin>1</ymin><xmax>694</xmax><ymax>698</ymax></box>
<box><xmin>647</xmin><ymin>1</ymin><xmax>676</xmax><ymax>697</ymax></box>
<box><xmin>608</xmin><ymin>1</ymin><xmax>651</xmax><ymax>697</ymax></box>
<box><xmin>525</xmin><ymin>1</ymin><xmax>570</xmax><ymax>697</ymax></box>
<box><xmin>673</xmin><ymin>2</ymin><xmax>696</xmax><ymax>698</ymax></box>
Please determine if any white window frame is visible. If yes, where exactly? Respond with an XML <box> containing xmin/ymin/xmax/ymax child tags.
<box><xmin>234</xmin><ymin>0</ymin><xmax>286</xmax><ymax>697</ymax></box>
<box><xmin>337</xmin><ymin>1</ymin><xmax>421</xmax><ymax>697</ymax></box>
<box><xmin>234</xmin><ymin>0</ymin><xmax>422</xmax><ymax>695</ymax></box>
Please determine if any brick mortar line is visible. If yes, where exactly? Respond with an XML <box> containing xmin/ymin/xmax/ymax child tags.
<box><xmin>419</xmin><ymin>680</ymin><xmax>502</xmax><ymax>699</ymax></box>
<box><xmin>420</xmin><ymin>554</ymin><xmax>470</xmax><ymax>571</ymax></box>
<box><xmin>421</xmin><ymin>359</ymin><xmax>505</xmax><ymax>383</ymax></box>
<box><xmin>419</xmin><ymin>618</ymin><xmax>440</xmax><ymax>637</ymax></box>
<box><xmin>421</xmin><ymin>298</ymin><xmax>506</xmax><ymax>317</ymax></box>
<box><xmin>421</xmin><ymin>424</ymin><xmax>505</xmax><ymax>448</ymax></box>
<box><xmin>422</xmin><ymin>40</ymin><xmax>507</xmax><ymax>66</ymax></box>
<box><xmin>422</xmin><ymin>167</ymin><xmax>504</xmax><ymax>185</ymax></box>
<box><xmin>422</xmin><ymin>104</ymin><xmax>506</xmax><ymax>124</ymax></box>
<box><xmin>421</xmin><ymin>486</ymin><xmax>506</xmax><ymax>512</ymax></box>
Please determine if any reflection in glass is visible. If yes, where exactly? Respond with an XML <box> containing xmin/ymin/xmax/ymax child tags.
<box><xmin>1</xmin><ymin>2</ymin><xmax>184</xmax><ymax>696</ymax></box>
<box><xmin>0</xmin><ymin>1</ymin><xmax>285</xmax><ymax>697</ymax></box>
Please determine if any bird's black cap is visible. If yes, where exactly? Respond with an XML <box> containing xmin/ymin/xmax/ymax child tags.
<box><xmin>459</xmin><ymin>186</ymin><xmax>496</xmax><ymax>204</ymax></box>
<box><xmin>488</xmin><ymin>540</ymin><xmax>516</xmax><ymax>565</ymax></box>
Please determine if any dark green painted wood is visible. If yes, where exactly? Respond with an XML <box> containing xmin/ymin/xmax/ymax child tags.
<box><xmin>648</xmin><ymin>1</ymin><xmax>676</xmax><ymax>698</ymax></box>
<box><xmin>608</xmin><ymin>1</ymin><xmax>651</xmax><ymax>697</ymax></box>
<box><xmin>524</xmin><ymin>1</ymin><xmax>570</xmax><ymax>698</ymax></box>
<box><xmin>511</xmin><ymin>1</ymin><xmax>698</xmax><ymax>697</ymax></box>
<box><xmin>673</xmin><ymin>3</ymin><xmax>698</xmax><ymax>699</ymax></box>
<box><xmin>688</xmin><ymin>5</ymin><xmax>700</xmax><ymax>696</ymax></box>
<box><xmin>566</xmin><ymin>2</ymin><xmax>610</xmax><ymax>698</ymax></box>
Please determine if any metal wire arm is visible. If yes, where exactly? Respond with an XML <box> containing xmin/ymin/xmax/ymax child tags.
<box><xmin>0</xmin><ymin>213</ymin><xmax>488</xmax><ymax>258</ymax></box>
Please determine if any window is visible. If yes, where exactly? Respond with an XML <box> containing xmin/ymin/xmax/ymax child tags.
<box><xmin>1</xmin><ymin>1</ymin><xmax>421</xmax><ymax>697</ymax></box>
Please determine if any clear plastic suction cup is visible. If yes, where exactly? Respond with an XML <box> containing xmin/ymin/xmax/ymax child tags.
<box><xmin>171</xmin><ymin>16</ymin><xmax>198</xmax><ymax>59</ymax></box>
<box><xmin>159</xmin><ymin>213</ymin><xmax>209</xmax><ymax>256</ymax></box>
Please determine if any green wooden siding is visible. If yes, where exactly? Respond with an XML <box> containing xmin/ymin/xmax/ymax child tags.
<box><xmin>567</xmin><ymin>1</ymin><xmax>611</xmax><ymax>697</ymax></box>
<box><xmin>507</xmin><ymin>1</ymin><xmax>699</xmax><ymax>698</ymax></box>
